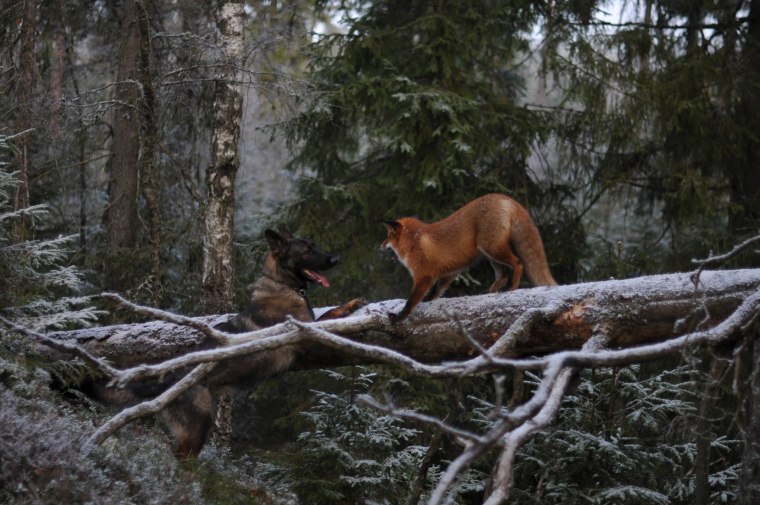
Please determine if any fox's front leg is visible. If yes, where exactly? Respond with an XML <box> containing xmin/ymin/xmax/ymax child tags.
<box><xmin>317</xmin><ymin>298</ymin><xmax>368</xmax><ymax>321</ymax></box>
<box><xmin>389</xmin><ymin>276</ymin><xmax>434</xmax><ymax>322</ymax></box>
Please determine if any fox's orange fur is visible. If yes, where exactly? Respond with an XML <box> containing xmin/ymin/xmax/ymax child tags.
<box><xmin>382</xmin><ymin>193</ymin><xmax>557</xmax><ymax>321</ymax></box>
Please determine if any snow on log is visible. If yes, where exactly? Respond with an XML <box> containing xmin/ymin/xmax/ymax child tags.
<box><xmin>47</xmin><ymin>269</ymin><xmax>760</xmax><ymax>369</ymax></box>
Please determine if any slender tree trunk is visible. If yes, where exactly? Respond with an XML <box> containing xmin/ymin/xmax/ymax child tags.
<box><xmin>694</xmin><ymin>352</ymin><xmax>728</xmax><ymax>505</ymax></box>
<box><xmin>79</xmin><ymin>128</ymin><xmax>87</xmax><ymax>256</ymax></box>
<box><xmin>56</xmin><ymin>0</ymin><xmax>88</xmax><ymax>258</ymax></box>
<box><xmin>12</xmin><ymin>0</ymin><xmax>38</xmax><ymax>243</ymax></box>
<box><xmin>729</xmin><ymin>0</ymin><xmax>760</xmax><ymax>234</ymax></box>
<box><xmin>202</xmin><ymin>1</ymin><xmax>244</xmax><ymax>314</ymax></box>
<box><xmin>106</xmin><ymin>0</ymin><xmax>142</xmax><ymax>290</ymax></box>
<box><xmin>135</xmin><ymin>0</ymin><xmax>162</xmax><ymax>305</ymax></box>
<box><xmin>685</xmin><ymin>1</ymin><xmax>703</xmax><ymax>57</ymax></box>
<box><xmin>739</xmin><ymin>330</ymin><xmax>760</xmax><ymax>505</ymax></box>
<box><xmin>50</xmin><ymin>4</ymin><xmax>64</xmax><ymax>141</ymax></box>
<box><xmin>639</xmin><ymin>0</ymin><xmax>653</xmax><ymax>73</ymax></box>
<box><xmin>108</xmin><ymin>0</ymin><xmax>141</xmax><ymax>250</ymax></box>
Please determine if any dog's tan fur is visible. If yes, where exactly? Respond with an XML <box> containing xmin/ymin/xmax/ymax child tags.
<box><xmin>94</xmin><ymin>229</ymin><xmax>365</xmax><ymax>458</ymax></box>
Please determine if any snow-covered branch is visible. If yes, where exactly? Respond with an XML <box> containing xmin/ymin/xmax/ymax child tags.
<box><xmin>0</xmin><ymin>315</ymin><xmax>118</xmax><ymax>380</ymax></box>
<box><xmin>81</xmin><ymin>362</ymin><xmax>218</xmax><ymax>455</ymax></box>
<box><xmin>4</xmin><ymin>268</ymin><xmax>759</xmax><ymax>502</ymax></box>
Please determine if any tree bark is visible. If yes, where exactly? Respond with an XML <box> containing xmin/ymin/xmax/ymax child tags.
<box><xmin>729</xmin><ymin>0</ymin><xmax>760</xmax><ymax>234</ymax></box>
<box><xmin>12</xmin><ymin>0</ymin><xmax>37</xmax><ymax>243</ymax></box>
<box><xmin>135</xmin><ymin>0</ymin><xmax>162</xmax><ymax>304</ymax></box>
<box><xmin>694</xmin><ymin>352</ymin><xmax>729</xmax><ymax>505</ymax></box>
<box><xmin>49</xmin><ymin>269</ymin><xmax>760</xmax><ymax>370</ymax></box>
<box><xmin>202</xmin><ymin>1</ymin><xmax>244</xmax><ymax>314</ymax></box>
<box><xmin>740</xmin><ymin>330</ymin><xmax>760</xmax><ymax>505</ymax></box>
<box><xmin>50</xmin><ymin>1</ymin><xmax>64</xmax><ymax>141</ymax></box>
<box><xmin>106</xmin><ymin>0</ymin><xmax>141</xmax><ymax>290</ymax></box>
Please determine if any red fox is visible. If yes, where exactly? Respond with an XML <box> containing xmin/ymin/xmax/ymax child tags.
<box><xmin>381</xmin><ymin>193</ymin><xmax>557</xmax><ymax>321</ymax></box>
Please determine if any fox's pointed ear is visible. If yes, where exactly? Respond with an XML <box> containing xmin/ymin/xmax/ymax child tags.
<box><xmin>383</xmin><ymin>221</ymin><xmax>401</xmax><ymax>233</ymax></box>
<box><xmin>264</xmin><ymin>229</ymin><xmax>288</xmax><ymax>255</ymax></box>
<box><xmin>279</xmin><ymin>228</ymin><xmax>294</xmax><ymax>239</ymax></box>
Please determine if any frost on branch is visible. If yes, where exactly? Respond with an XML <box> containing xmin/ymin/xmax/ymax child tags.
<box><xmin>3</xmin><ymin>268</ymin><xmax>760</xmax><ymax>504</ymax></box>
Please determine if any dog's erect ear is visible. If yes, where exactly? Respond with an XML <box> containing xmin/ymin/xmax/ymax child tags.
<box><xmin>264</xmin><ymin>229</ymin><xmax>289</xmax><ymax>255</ymax></box>
<box><xmin>383</xmin><ymin>221</ymin><xmax>401</xmax><ymax>233</ymax></box>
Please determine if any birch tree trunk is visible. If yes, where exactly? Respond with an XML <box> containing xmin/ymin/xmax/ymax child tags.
<box><xmin>202</xmin><ymin>1</ymin><xmax>245</xmax><ymax>314</ymax></box>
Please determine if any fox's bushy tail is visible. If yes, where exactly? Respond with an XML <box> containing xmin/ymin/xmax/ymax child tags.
<box><xmin>510</xmin><ymin>212</ymin><xmax>557</xmax><ymax>287</ymax></box>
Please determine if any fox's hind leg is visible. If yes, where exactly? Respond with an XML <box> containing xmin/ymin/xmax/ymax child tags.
<box><xmin>483</xmin><ymin>245</ymin><xmax>523</xmax><ymax>292</ymax></box>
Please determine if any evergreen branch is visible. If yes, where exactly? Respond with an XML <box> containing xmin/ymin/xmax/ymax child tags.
<box><xmin>0</xmin><ymin>129</ymin><xmax>35</xmax><ymax>141</ymax></box>
<box><xmin>0</xmin><ymin>203</ymin><xmax>49</xmax><ymax>223</ymax></box>
<box><xmin>567</xmin><ymin>17</ymin><xmax>749</xmax><ymax>32</ymax></box>
<box><xmin>357</xmin><ymin>395</ymin><xmax>482</xmax><ymax>444</ymax></box>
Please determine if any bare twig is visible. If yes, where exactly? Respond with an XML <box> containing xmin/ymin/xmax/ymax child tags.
<box><xmin>102</xmin><ymin>292</ymin><xmax>230</xmax><ymax>345</ymax></box>
<box><xmin>691</xmin><ymin>234</ymin><xmax>760</xmax><ymax>288</ymax></box>
<box><xmin>111</xmin><ymin>326</ymin><xmax>301</xmax><ymax>386</ymax></box>
<box><xmin>81</xmin><ymin>362</ymin><xmax>217</xmax><ymax>455</ymax></box>
<box><xmin>485</xmin><ymin>302</ymin><xmax>565</xmax><ymax>359</ymax></box>
<box><xmin>358</xmin><ymin>285</ymin><xmax>760</xmax><ymax>504</ymax></box>
<box><xmin>357</xmin><ymin>395</ymin><xmax>481</xmax><ymax>444</ymax></box>
<box><xmin>0</xmin><ymin>315</ymin><xmax>118</xmax><ymax>379</ymax></box>
<box><xmin>483</xmin><ymin>333</ymin><xmax>610</xmax><ymax>505</ymax></box>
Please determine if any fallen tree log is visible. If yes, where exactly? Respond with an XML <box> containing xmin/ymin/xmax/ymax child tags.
<box><xmin>9</xmin><ymin>268</ymin><xmax>758</xmax><ymax>505</ymax></box>
<box><xmin>47</xmin><ymin>268</ymin><xmax>760</xmax><ymax>370</ymax></box>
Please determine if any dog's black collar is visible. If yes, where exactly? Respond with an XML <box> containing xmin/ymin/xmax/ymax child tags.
<box><xmin>262</xmin><ymin>271</ymin><xmax>308</xmax><ymax>298</ymax></box>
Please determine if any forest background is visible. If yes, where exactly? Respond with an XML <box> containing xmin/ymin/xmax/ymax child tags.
<box><xmin>2</xmin><ymin>0</ymin><xmax>760</xmax><ymax>504</ymax></box>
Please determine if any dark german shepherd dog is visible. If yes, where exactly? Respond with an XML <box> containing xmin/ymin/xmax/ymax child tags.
<box><xmin>217</xmin><ymin>229</ymin><xmax>366</xmax><ymax>331</ymax></box>
<box><xmin>121</xmin><ymin>229</ymin><xmax>366</xmax><ymax>458</ymax></box>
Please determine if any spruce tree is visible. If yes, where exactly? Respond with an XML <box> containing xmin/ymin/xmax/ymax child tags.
<box><xmin>281</xmin><ymin>0</ymin><xmax>578</xmax><ymax>303</ymax></box>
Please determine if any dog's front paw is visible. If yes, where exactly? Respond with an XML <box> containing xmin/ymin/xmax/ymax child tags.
<box><xmin>347</xmin><ymin>298</ymin><xmax>369</xmax><ymax>311</ymax></box>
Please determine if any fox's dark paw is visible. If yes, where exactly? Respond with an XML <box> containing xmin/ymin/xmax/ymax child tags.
<box><xmin>388</xmin><ymin>311</ymin><xmax>404</xmax><ymax>323</ymax></box>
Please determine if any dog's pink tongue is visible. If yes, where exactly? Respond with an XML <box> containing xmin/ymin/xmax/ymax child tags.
<box><xmin>303</xmin><ymin>269</ymin><xmax>330</xmax><ymax>288</ymax></box>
